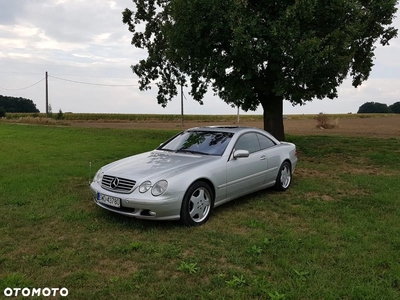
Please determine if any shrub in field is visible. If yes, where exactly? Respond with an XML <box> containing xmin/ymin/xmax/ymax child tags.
<box><xmin>315</xmin><ymin>113</ymin><xmax>339</xmax><ymax>129</ymax></box>
<box><xmin>47</xmin><ymin>104</ymin><xmax>53</xmax><ymax>117</ymax></box>
<box><xmin>56</xmin><ymin>109</ymin><xmax>64</xmax><ymax>120</ymax></box>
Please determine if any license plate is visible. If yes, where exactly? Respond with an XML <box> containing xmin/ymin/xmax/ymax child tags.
<box><xmin>97</xmin><ymin>193</ymin><xmax>121</xmax><ymax>208</ymax></box>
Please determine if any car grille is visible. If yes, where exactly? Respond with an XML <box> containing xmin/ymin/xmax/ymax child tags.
<box><xmin>101</xmin><ymin>175</ymin><xmax>136</xmax><ymax>194</ymax></box>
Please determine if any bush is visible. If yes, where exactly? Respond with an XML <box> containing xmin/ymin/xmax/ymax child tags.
<box><xmin>56</xmin><ymin>109</ymin><xmax>64</xmax><ymax>120</ymax></box>
<box><xmin>315</xmin><ymin>113</ymin><xmax>339</xmax><ymax>129</ymax></box>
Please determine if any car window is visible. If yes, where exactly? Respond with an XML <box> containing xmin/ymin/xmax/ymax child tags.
<box><xmin>257</xmin><ymin>133</ymin><xmax>276</xmax><ymax>149</ymax></box>
<box><xmin>235</xmin><ymin>133</ymin><xmax>261</xmax><ymax>153</ymax></box>
<box><xmin>159</xmin><ymin>131</ymin><xmax>234</xmax><ymax>156</ymax></box>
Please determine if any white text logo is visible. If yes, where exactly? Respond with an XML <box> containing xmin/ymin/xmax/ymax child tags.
<box><xmin>4</xmin><ymin>287</ymin><xmax>68</xmax><ymax>297</ymax></box>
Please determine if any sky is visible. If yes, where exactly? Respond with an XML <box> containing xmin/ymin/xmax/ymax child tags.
<box><xmin>1</xmin><ymin>0</ymin><xmax>399</xmax><ymax>115</ymax></box>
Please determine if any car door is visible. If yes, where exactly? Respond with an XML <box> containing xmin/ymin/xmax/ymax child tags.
<box><xmin>256</xmin><ymin>133</ymin><xmax>281</xmax><ymax>185</ymax></box>
<box><xmin>226</xmin><ymin>132</ymin><xmax>269</xmax><ymax>199</ymax></box>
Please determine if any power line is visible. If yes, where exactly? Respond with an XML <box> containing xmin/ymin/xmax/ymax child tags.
<box><xmin>48</xmin><ymin>75</ymin><xmax>141</xmax><ymax>87</ymax></box>
<box><xmin>0</xmin><ymin>77</ymin><xmax>45</xmax><ymax>91</ymax></box>
<box><xmin>0</xmin><ymin>72</ymin><xmax>153</xmax><ymax>91</ymax></box>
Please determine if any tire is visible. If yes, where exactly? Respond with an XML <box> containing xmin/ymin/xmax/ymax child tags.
<box><xmin>180</xmin><ymin>181</ymin><xmax>214</xmax><ymax>226</ymax></box>
<box><xmin>275</xmin><ymin>161</ymin><xmax>292</xmax><ymax>191</ymax></box>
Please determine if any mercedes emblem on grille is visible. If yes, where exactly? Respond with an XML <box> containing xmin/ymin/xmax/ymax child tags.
<box><xmin>110</xmin><ymin>177</ymin><xmax>119</xmax><ymax>189</ymax></box>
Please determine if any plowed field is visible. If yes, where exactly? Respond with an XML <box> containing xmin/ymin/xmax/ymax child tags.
<box><xmin>70</xmin><ymin>115</ymin><xmax>400</xmax><ymax>138</ymax></box>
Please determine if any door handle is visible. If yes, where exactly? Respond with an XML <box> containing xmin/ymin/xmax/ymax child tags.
<box><xmin>260</xmin><ymin>155</ymin><xmax>266</xmax><ymax>160</ymax></box>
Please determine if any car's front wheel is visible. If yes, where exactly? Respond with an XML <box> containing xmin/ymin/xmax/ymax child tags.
<box><xmin>275</xmin><ymin>161</ymin><xmax>292</xmax><ymax>191</ymax></box>
<box><xmin>180</xmin><ymin>181</ymin><xmax>214</xmax><ymax>226</ymax></box>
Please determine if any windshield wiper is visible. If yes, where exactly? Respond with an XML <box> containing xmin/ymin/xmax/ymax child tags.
<box><xmin>176</xmin><ymin>149</ymin><xmax>209</xmax><ymax>155</ymax></box>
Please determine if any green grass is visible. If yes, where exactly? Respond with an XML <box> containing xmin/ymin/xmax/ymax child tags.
<box><xmin>1</xmin><ymin>124</ymin><xmax>400</xmax><ymax>299</ymax></box>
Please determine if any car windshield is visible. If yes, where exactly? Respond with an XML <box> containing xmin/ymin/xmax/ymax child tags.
<box><xmin>159</xmin><ymin>131</ymin><xmax>234</xmax><ymax>156</ymax></box>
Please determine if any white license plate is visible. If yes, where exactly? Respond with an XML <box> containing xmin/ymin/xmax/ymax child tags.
<box><xmin>97</xmin><ymin>193</ymin><xmax>121</xmax><ymax>208</ymax></box>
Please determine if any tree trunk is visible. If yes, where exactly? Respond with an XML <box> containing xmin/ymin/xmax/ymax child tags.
<box><xmin>260</xmin><ymin>94</ymin><xmax>285</xmax><ymax>141</ymax></box>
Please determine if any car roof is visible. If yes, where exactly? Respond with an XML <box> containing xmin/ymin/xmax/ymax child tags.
<box><xmin>185</xmin><ymin>126</ymin><xmax>281</xmax><ymax>144</ymax></box>
<box><xmin>186</xmin><ymin>125</ymin><xmax>253</xmax><ymax>133</ymax></box>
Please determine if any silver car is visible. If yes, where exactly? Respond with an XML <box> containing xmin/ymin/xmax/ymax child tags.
<box><xmin>90</xmin><ymin>126</ymin><xmax>297</xmax><ymax>226</ymax></box>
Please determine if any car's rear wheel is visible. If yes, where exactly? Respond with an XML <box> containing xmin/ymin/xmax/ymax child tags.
<box><xmin>180</xmin><ymin>181</ymin><xmax>214</xmax><ymax>226</ymax></box>
<box><xmin>275</xmin><ymin>161</ymin><xmax>292</xmax><ymax>191</ymax></box>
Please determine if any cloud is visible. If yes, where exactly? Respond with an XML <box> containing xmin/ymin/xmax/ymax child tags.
<box><xmin>0</xmin><ymin>0</ymin><xmax>399</xmax><ymax>115</ymax></box>
<box><xmin>0</xmin><ymin>0</ymin><xmax>20</xmax><ymax>25</ymax></box>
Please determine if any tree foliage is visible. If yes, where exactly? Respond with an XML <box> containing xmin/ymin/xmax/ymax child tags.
<box><xmin>357</xmin><ymin>101</ymin><xmax>390</xmax><ymax>113</ymax></box>
<box><xmin>389</xmin><ymin>101</ymin><xmax>400</xmax><ymax>113</ymax></box>
<box><xmin>358</xmin><ymin>101</ymin><xmax>400</xmax><ymax>113</ymax></box>
<box><xmin>0</xmin><ymin>95</ymin><xmax>40</xmax><ymax>113</ymax></box>
<box><xmin>123</xmin><ymin>0</ymin><xmax>398</xmax><ymax>140</ymax></box>
<box><xmin>0</xmin><ymin>106</ymin><xmax>6</xmax><ymax>118</ymax></box>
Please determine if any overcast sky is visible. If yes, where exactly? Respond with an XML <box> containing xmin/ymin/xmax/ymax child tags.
<box><xmin>1</xmin><ymin>0</ymin><xmax>399</xmax><ymax>115</ymax></box>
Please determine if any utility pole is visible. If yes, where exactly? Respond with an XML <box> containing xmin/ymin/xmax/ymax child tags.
<box><xmin>181</xmin><ymin>84</ymin><xmax>184</xmax><ymax>127</ymax></box>
<box><xmin>45</xmin><ymin>71</ymin><xmax>48</xmax><ymax>117</ymax></box>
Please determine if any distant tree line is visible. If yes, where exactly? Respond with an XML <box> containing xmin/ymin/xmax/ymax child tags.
<box><xmin>0</xmin><ymin>95</ymin><xmax>40</xmax><ymax>116</ymax></box>
<box><xmin>357</xmin><ymin>101</ymin><xmax>400</xmax><ymax>114</ymax></box>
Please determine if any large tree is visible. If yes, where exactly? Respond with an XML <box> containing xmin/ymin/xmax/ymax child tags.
<box><xmin>389</xmin><ymin>101</ymin><xmax>400</xmax><ymax>113</ymax></box>
<box><xmin>123</xmin><ymin>0</ymin><xmax>398</xmax><ymax>140</ymax></box>
<box><xmin>0</xmin><ymin>95</ymin><xmax>39</xmax><ymax>113</ymax></box>
<box><xmin>357</xmin><ymin>101</ymin><xmax>391</xmax><ymax>113</ymax></box>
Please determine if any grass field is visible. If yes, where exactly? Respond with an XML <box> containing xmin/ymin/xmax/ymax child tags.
<box><xmin>1</xmin><ymin>123</ymin><xmax>400</xmax><ymax>299</ymax></box>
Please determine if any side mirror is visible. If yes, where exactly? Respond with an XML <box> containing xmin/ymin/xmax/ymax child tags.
<box><xmin>233</xmin><ymin>149</ymin><xmax>249</xmax><ymax>159</ymax></box>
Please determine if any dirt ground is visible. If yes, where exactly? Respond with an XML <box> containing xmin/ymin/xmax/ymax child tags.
<box><xmin>70</xmin><ymin>115</ymin><xmax>400</xmax><ymax>138</ymax></box>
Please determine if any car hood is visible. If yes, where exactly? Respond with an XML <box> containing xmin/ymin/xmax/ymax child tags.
<box><xmin>102</xmin><ymin>150</ymin><xmax>219</xmax><ymax>181</ymax></box>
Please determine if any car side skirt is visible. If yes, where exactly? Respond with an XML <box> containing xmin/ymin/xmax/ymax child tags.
<box><xmin>214</xmin><ymin>180</ymin><xmax>276</xmax><ymax>208</ymax></box>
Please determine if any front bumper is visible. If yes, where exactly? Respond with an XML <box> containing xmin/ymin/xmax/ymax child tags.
<box><xmin>90</xmin><ymin>183</ymin><xmax>183</xmax><ymax>221</ymax></box>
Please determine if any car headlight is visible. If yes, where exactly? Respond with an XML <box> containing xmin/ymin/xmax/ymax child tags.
<box><xmin>152</xmin><ymin>180</ymin><xmax>168</xmax><ymax>196</ymax></box>
<box><xmin>139</xmin><ymin>181</ymin><xmax>152</xmax><ymax>193</ymax></box>
<box><xmin>93</xmin><ymin>169</ymin><xmax>104</xmax><ymax>184</ymax></box>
